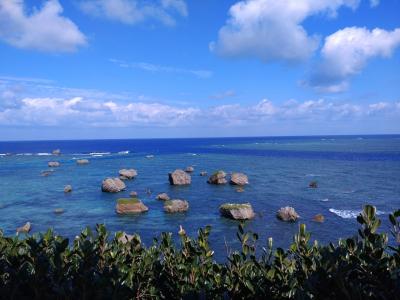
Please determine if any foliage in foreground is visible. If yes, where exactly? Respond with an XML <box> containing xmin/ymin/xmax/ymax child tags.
<box><xmin>0</xmin><ymin>205</ymin><xmax>399</xmax><ymax>300</ymax></box>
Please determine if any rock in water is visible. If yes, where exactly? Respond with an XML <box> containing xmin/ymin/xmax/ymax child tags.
<box><xmin>76</xmin><ymin>159</ymin><xmax>89</xmax><ymax>165</ymax></box>
<box><xmin>129</xmin><ymin>191</ymin><xmax>138</xmax><ymax>198</ymax></box>
<box><xmin>48</xmin><ymin>161</ymin><xmax>60</xmax><ymax>167</ymax></box>
<box><xmin>200</xmin><ymin>171</ymin><xmax>208</xmax><ymax>176</ymax></box>
<box><xmin>52</xmin><ymin>149</ymin><xmax>61</xmax><ymax>155</ymax></box>
<box><xmin>64</xmin><ymin>185</ymin><xmax>72</xmax><ymax>193</ymax></box>
<box><xmin>17</xmin><ymin>222</ymin><xmax>31</xmax><ymax>233</ymax></box>
<box><xmin>230</xmin><ymin>172</ymin><xmax>249</xmax><ymax>186</ymax></box>
<box><xmin>41</xmin><ymin>170</ymin><xmax>53</xmax><ymax>177</ymax></box>
<box><xmin>185</xmin><ymin>166</ymin><xmax>194</xmax><ymax>173</ymax></box>
<box><xmin>236</xmin><ymin>187</ymin><xmax>245</xmax><ymax>193</ymax></box>
<box><xmin>164</xmin><ymin>199</ymin><xmax>189</xmax><ymax>213</ymax></box>
<box><xmin>309</xmin><ymin>181</ymin><xmax>318</xmax><ymax>188</ymax></box>
<box><xmin>219</xmin><ymin>203</ymin><xmax>255</xmax><ymax>220</ymax></box>
<box><xmin>54</xmin><ymin>208</ymin><xmax>64</xmax><ymax>214</ymax></box>
<box><xmin>313</xmin><ymin>214</ymin><xmax>325</xmax><ymax>222</ymax></box>
<box><xmin>115</xmin><ymin>198</ymin><xmax>148</xmax><ymax>214</ymax></box>
<box><xmin>207</xmin><ymin>171</ymin><xmax>227</xmax><ymax>185</ymax></box>
<box><xmin>277</xmin><ymin>207</ymin><xmax>299</xmax><ymax>222</ymax></box>
<box><xmin>119</xmin><ymin>169</ymin><xmax>138</xmax><ymax>180</ymax></box>
<box><xmin>118</xmin><ymin>232</ymin><xmax>134</xmax><ymax>243</ymax></box>
<box><xmin>168</xmin><ymin>169</ymin><xmax>191</xmax><ymax>185</ymax></box>
<box><xmin>102</xmin><ymin>178</ymin><xmax>126</xmax><ymax>193</ymax></box>
<box><xmin>157</xmin><ymin>193</ymin><xmax>170</xmax><ymax>201</ymax></box>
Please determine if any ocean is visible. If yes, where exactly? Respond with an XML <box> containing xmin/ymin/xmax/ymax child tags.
<box><xmin>0</xmin><ymin>135</ymin><xmax>399</xmax><ymax>258</ymax></box>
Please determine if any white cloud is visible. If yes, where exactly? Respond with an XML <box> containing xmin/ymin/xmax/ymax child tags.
<box><xmin>79</xmin><ymin>0</ymin><xmax>187</xmax><ymax>26</ymax></box>
<box><xmin>0</xmin><ymin>0</ymin><xmax>87</xmax><ymax>52</ymax></box>
<box><xmin>161</xmin><ymin>0</ymin><xmax>187</xmax><ymax>17</ymax></box>
<box><xmin>210</xmin><ymin>0</ymin><xmax>359</xmax><ymax>63</ymax></box>
<box><xmin>109</xmin><ymin>59</ymin><xmax>212</xmax><ymax>79</ymax></box>
<box><xmin>308</xmin><ymin>27</ymin><xmax>400</xmax><ymax>92</ymax></box>
<box><xmin>370</xmin><ymin>0</ymin><xmax>379</xmax><ymax>7</ymax></box>
<box><xmin>1</xmin><ymin>94</ymin><xmax>399</xmax><ymax>132</ymax></box>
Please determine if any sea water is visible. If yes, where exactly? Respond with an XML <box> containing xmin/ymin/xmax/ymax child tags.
<box><xmin>0</xmin><ymin>135</ymin><xmax>399</xmax><ymax>258</ymax></box>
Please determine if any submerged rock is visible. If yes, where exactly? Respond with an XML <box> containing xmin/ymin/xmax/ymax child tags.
<box><xmin>48</xmin><ymin>161</ymin><xmax>60</xmax><ymax>168</ymax></box>
<box><xmin>185</xmin><ymin>166</ymin><xmax>194</xmax><ymax>173</ymax></box>
<box><xmin>219</xmin><ymin>203</ymin><xmax>255</xmax><ymax>220</ymax></box>
<box><xmin>76</xmin><ymin>159</ymin><xmax>89</xmax><ymax>165</ymax></box>
<box><xmin>41</xmin><ymin>170</ymin><xmax>54</xmax><ymax>177</ymax></box>
<box><xmin>102</xmin><ymin>178</ymin><xmax>126</xmax><ymax>193</ymax></box>
<box><xmin>230</xmin><ymin>172</ymin><xmax>249</xmax><ymax>186</ymax></box>
<box><xmin>277</xmin><ymin>207</ymin><xmax>299</xmax><ymax>222</ymax></box>
<box><xmin>115</xmin><ymin>198</ymin><xmax>148</xmax><ymax>214</ymax></box>
<box><xmin>17</xmin><ymin>222</ymin><xmax>31</xmax><ymax>234</ymax></box>
<box><xmin>207</xmin><ymin>171</ymin><xmax>227</xmax><ymax>185</ymax></box>
<box><xmin>164</xmin><ymin>199</ymin><xmax>189</xmax><ymax>213</ymax></box>
<box><xmin>236</xmin><ymin>187</ymin><xmax>245</xmax><ymax>193</ymax></box>
<box><xmin>157</xmin><ymin>193</ymin><xmax>170</xmax><ymax>201</ymax></box>
<box><xmin>168</xmin><ymin>169</ymin><xmax>191</xmax><ymax>185</ymax></box>
<box><xmin>64</xmin><ymin>185</ymin><xmax>72</xmax><ymax>193</ymax></box>
<box><xmin>52</xmin><ymin>149</ymin><xmax>61</xmax><ymax>155</ymax></box>
<box><xmin>313</xmin><ymin>214</ymin><xmax>325</xmax><ymax>223</ymax></box>
<box><xmin>119</xmin><ymin>169</ymin><xmax>138</xmax><ymax>180</ymax></box>
<box><xmin>199</xmin><ymin>171</ymin><xmax>208</xmax><ymax>176</ymax></box>
<box><xmin>309</xmin><ymin>181</ymin><xmax>318</xmax><ymax>188</ymax></box>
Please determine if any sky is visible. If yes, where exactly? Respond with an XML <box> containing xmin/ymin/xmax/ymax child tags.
<box><xmin>0</xmin><ymin>0</ymin><xmax>399</xmax><ymax>140</ymax></box>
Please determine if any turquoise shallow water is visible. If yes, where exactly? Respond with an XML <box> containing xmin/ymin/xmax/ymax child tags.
<box><xmin>0</xmin><ymin>136</ymin><xmax>399</xmax><ymax>257</ymax></box>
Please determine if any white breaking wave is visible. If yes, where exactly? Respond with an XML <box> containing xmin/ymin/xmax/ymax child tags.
<box><xmin>321</xmin><ymin>198</ymin><xmax>329</xmax><ymax>202</ymax></box>
<box><xmin>16</xmin><ymin>153</ymin><xmax>33</xmax><ymax>156</ymax></box>
<box><xmin>329</xmin><ymin>208</ymin><xmax>387</xmax><ymax>219</ymax></box>
<box><xmin>118</xmin><ymin>151</ymin><xmax>130</xmax><ymax>155</ymax></box>
<box><xmin>37</xmin><ymin>153</ymin><xmax>52</xmax><ymax>156</ymax></box>
<box><xmin>89</xmin><ymin>152</ymin><xmax>111</xmax><ymax>156</ymax></box>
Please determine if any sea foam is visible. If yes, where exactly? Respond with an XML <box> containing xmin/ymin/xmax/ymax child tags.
<box><xmin>329</xmin><ymin>208</ymin><xmax>386</xmax><ymax>219</ymax></box>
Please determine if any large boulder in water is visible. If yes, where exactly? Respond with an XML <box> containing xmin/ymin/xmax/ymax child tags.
<box><xmin>168</xmin><ymin>169</ymin><xmax>191</xmax><ymax>185</ymax></box>
<box><xmin>118</xmin><ymin>232</ymin><xmax>134</xmax><ymax>243</ymax></box>
<box><xmin>64</xmin><ymin>185</ymin><xmax>72</xmax><ymax>193</ymax></box>
<box><xmin>115</xmin><ymin>198</ymin><xmax>148</xmax><ymax>214</ymax></box>
<box><xmin>309</xmin><ymin>181</ymin><xmax>318</xmax><ymax>188</ymax></box>
<box><xmin>17</xmin><ymin>222</ymin><xmax>31</xmax><ymax>233</ymax></box>
<box><xmin>76</xmin><ymin>159</ymin><xmax>89</xmax><ymax>165</ymax></box>
<box><xmin>102</xmin><ymin>178</ymin><xmax>126</xmax><ymax>193</ymax></box>
<box><xmin>48</xmin><ymin>161</ymin><xmax>60</xmax><ymax>167</ymax></box>
<box><xmin>185</xmin><ymin>166</ymin><xmax>194</xmax><ymax>173</ymax></box>
<box><xmin>277</xmin><ymin>206</ymin><xmax>299</xmax><ymax>222</ymax></box>
<box><xmin>219</xmin><ymin>203</ymin><xmax>255</xmax><ymax>220</ymax></box>
<box><xmin>313</xmin><ymin>214</ymin><xmax>325</xmax><ymax>223</ymax></box>
<box><xmin>52</xmin><ymin>149</ymin><xmax>61</xmax><ymax>155</ymax></box>
<box><xmin>119</xmin><ymin>169</ymin><xmax>137</xmax><ymax>180</ymax></box>
<box><xmin>157</xmin><ymin>193</ymin><xmax>170</xmax><ymax>201</ymax></box>
<box><xmin>230</xmin><ymin>172</ymin><xmax>249</xmax><ymax>186</ymax></box>
<box><xmin>207</xmin><ymin>171</ymin><xmax>227</xmax><ymax>185</ymax></box>
<box><xmin>164</xmin><ymin>199</ymin><xmax>189</xmax><ymax>213</ymax></box>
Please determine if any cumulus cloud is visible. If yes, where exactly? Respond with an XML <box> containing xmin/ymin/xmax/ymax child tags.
<box><xmin>0</xmin><ymin>0</ymin><xmax>87</xmax><ymax>52</ymax></box>
<box><xmin>1</xmin><ymin>94</ymin><xmax>399</xmax><ymax>130</ymax></box>
<box><xmin>0</xmin><ymin>96</ymin><xmax>200</xmax><ymax>127</ymax></box>
<box><xmin>210</xmin><ymin>0</ymin><xmax>359</xmax><ymax>63</ymax></box>
<box><xmin>308</xmin><ymin>27</ymin><xmax>400</xmax><ymax>92</ymax></box>
<box><xmin>109</xmin><ymin>59</ymin><xmax>212</xmax><ymax>79</ymax></box>
<box><xmin>78</xmin><ymin>0</ymin><xmax>187</xmax><ymax>26</ymax></box>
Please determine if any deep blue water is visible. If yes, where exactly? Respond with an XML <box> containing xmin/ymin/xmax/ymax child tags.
<box><xmin>1</xmin><ymin>135</ymin><xmax>399</xmax><ymax>258</ymax></box>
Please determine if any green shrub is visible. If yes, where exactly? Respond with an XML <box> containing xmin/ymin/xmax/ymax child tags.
<box><xmin>0</xmin><ymin>205</ymin><xmax>399</xmax><ymax>299</ymax></box>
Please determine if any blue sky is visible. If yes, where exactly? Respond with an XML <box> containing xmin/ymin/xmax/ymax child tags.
<box><xmin>0</xmin><ymin>0</ymin><xmax>399</xmax><ymax>140</ymax></box>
